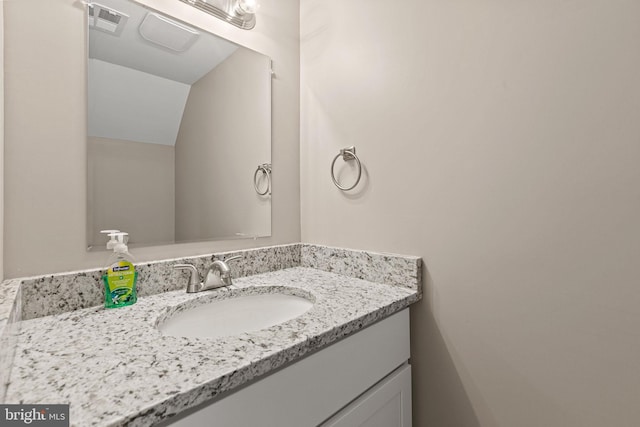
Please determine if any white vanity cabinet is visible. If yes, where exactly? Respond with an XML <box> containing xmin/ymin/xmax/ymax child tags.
<box><xmin>321</xmin><ymin>364</ymin><xmax>411</xmax><ymax>427</ymax></box>
<box><xmin>165</xmin><ymin>309</ymin><xmax>412</xmax><ymax>427</ymax></box>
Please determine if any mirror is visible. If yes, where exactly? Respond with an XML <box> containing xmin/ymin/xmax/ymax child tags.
<box><xmin>86</xmin><ymin>0</ymin><xmax>272</xmax><ymax>250</ymax></box>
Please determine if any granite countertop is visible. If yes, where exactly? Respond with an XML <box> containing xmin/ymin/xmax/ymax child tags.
<box><xmin>5</xmin><ymin>266</ymin><xmax>420</xmax><ymax>427</ymax></box>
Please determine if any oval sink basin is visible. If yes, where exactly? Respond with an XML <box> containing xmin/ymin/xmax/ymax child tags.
<box><xmin>159</xmin><ymin>293</ymin><xmax>314</xmax><ymax>339</ymax></box>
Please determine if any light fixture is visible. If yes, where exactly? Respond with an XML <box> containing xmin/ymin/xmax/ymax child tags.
<box><xmin>234</xmin><ymin>0</ymin><xmax>258</xmax><ymax>15</ymax></box>
<box><xmin>177</xmin><ymin>0</ymin><xmax>258</xmax><ymax>30</ymax></box>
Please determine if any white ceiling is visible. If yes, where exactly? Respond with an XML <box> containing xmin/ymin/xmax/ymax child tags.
<box><xmin>89</xmin><ymin>0</ymin><xmax>239</xmax><ymax>84</ymax></box>
<box><xmin>88</xmin><ymin>0</ymin><xmax>241</xmax><ymax>145</ymax></box>
<box><xmin>88</xmin><ymin>58</ymin><xmax>191</xmax><ymax>146</ymax></box>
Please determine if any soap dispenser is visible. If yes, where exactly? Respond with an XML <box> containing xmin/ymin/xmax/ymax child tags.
<box><xmin>100</xmin><ymin>229</ymin><xmax>120</xmax><ymax>250</ymax></box>
<box><xmin>103</xmin><ymin>232</ymin><xmax>138</xmax><ymax>309</ymax></box>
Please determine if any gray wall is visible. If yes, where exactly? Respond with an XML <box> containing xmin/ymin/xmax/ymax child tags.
<box><xmin>175</xmin><ymin>48</ymin><xmax>271</xmax><ymax>242</ymax></box>
<box><xmin>0</xmin><ymin>2</ymin><xmax>4</xmax><ymax>281</ymax></box>
<box><xmin>3</xmin><ymin>0</ymin><xmax>299</xmax><ymax>278</ymax></box>
<box><xmin>300</xmin><ymin>0</ymin><xmax>640</xmax><ymax>426</ymax></box>
<box><xmin>88</xmin><ymin>137</ymin><xmax>175</xmax><ymax>247</ymax></box>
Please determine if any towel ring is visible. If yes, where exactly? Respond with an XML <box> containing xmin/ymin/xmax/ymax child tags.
<box><xmin>254</xmin><ymin>163</ymin><xmax>272</xmax><ymax>196</ymax></box>
<box><xmin>331</xmin><ymin>146</ymin><xmax>362</xmax><ymax>191</ymax></box>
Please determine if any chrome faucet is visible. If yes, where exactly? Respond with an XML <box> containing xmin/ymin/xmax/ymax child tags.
<box><xmin>173</xmin><ymin>255</ymin><xmax>242</xmax><ymax>293</ymax></box>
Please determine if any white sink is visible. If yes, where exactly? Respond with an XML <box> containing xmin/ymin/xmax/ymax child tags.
<box><xmin>158</xmin><ymin>292</ymin><xmax>314</xmax><ymax>339</ymax></box>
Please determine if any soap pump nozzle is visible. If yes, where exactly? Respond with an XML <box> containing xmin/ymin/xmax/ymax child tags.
<box><xmin>101</xmin><ymin>229</ymin><xmax>120</xmax><ymax>250</ymax></box>
<box><xmin>108</xmin><ymin>232</ymin><xmax>129</xmax><ymax>254</ymax></box>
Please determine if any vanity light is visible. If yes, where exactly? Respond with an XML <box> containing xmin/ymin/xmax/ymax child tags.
<box><xmin>177</xmin><ymin>0</ymin><xmax>258</xmax><ymax>30</ymax></box>
<box><xmin>234</xmin><ymin>0</ymin><xmax>258</xmax><ymax>15</ymax></box>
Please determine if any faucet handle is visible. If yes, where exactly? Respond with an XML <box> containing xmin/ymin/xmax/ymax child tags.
<box><xmin>173</xmin><ymin>264</ymin><xmax>201</xmax><ymax>293</ymax></box>
<box><xmin>212</xmin><ymin>254</ymin><xmax>242</xmax><ymax>265</ymax></box>
<box><xmin>222</xmin><ymin>255</ymin><xmax>242</xmax><ymax>263</ymax></box>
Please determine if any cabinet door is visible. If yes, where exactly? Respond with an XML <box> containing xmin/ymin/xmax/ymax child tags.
<box><xmin>322</xmin><ymin>364</ymin><xmax>412</xmax><ymax>427</ymax></box>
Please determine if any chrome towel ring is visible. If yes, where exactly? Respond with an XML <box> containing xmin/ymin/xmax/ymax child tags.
<box><xmin>254</xmin><ymin>163</ymin><xmax>272</xmax><ymax>196</ymax></box>
<box><xmin>331</xmin><ymin>146</ymin><xmax>362</xmax><ymax>191</ymax></box>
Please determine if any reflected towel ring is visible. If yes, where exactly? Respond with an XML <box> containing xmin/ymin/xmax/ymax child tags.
<box><xmin>254</xmin><ymin>163</ymin><xmax>272</xmax><ymax>196</ymax></box>
<box><xmin>330</xmin><ymin>146</ymin><xmax>362</xmax><ymax>191</ymax></box>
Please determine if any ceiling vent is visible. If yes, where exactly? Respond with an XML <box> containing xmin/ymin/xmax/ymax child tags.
<box><xmin>138</xmin><ymin>13</ymin><xmax>200</xmax><ymax>53</ymax></box>
<box><xmin>88</xmin><ymin>3</ymin><xmax>129</xmax><ymax>36</ymax></box>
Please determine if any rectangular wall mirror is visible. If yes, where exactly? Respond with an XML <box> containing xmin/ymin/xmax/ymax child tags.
<box><xmin>86</xmin><ymin>0</ymin><xmax>272</xmax><ymax>250</ymax></box>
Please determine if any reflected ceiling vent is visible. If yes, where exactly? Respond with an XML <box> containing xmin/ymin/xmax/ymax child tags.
<box><xmin>139</xmin><ymin>13</ymin><xmax>200</xmax><ymax>53</ymax></box>
<box><xmin>88</xmin><ymin>3</ymin><xmax>129</xmax><ymax>36</ymax></box>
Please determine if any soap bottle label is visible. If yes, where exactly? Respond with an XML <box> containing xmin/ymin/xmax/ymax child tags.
<box><xmin>103</xmin><ymin>260</ymin><xmax>137</xmax><ymax>308</ymax></box>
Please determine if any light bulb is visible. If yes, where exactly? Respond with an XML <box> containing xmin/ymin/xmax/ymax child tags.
<box><xmin>235</xmin><ymin>0</ymin><xmax>258</xmax><ymax>15</ymax></box>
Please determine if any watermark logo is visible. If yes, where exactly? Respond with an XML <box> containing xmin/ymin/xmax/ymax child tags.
<box><xmin>0</xmin><ymin>405</ymin><xmax>69</xmax><ymax>426</ymax></box>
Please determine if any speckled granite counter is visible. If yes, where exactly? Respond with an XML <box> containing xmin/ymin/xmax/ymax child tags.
<box><xmin>1</xmin><ymin>245</ymin><xmax>421</xmax><ymax>426</ymax></box>
<box><xmin>0</xmin><ymin>279</ymin><xmax>21</xmax><ymax>402</ymax></box>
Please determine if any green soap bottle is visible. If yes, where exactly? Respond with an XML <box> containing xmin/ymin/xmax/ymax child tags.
<box><xmin>103</xmin><ymin>232</ymin><xmax>137</xmax><ymax>309</ymax></box>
